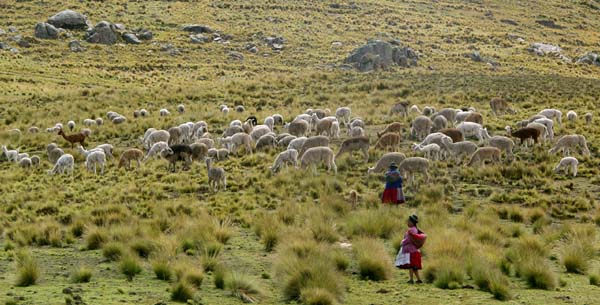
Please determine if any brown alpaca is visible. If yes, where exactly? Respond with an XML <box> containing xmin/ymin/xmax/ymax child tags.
<box><xmin>377</xmin><ymin>122</ymin><xmax>402</xmax><ymax>138</ymax></box>
<box><xmin>464</xmin><ymin>112</ymin><xmax>483</xmax><ymax>125</ymax></box>
<box><xmin>57</xmin><ymin>128</ymin><xmax>86</xmax><ymax>148</ymax></box>
<box><xmin>375</xmin><ymin>133</ymin><xmax>401</xmax><ymax>151</ymax></box>
<box><xmin>505</xmin><ymin>126</ymin><xmax>540</xmax><ymax>147</ymax></box>
<box><xmin>439</xmin><ymin>128</ymin><xmax>464</xmax><ymax>143</ymax></box>
<box><xmin>118</xmin><ymin>148</ymin><xmax>144</xmax><ymax>170</ymax></box>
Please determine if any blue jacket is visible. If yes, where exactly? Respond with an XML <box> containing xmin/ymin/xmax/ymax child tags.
<box><xmin>385</xmin><ymin>169</ymin><xmax>403</xmax><ymax>189</ymax></box>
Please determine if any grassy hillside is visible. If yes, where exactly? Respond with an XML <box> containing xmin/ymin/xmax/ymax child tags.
<box><xmin>1</xmin><ymin>0</ymin><xmax>600</xmax><ymax>304</ymax></box>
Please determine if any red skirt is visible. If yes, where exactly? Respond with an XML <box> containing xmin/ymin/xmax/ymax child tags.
<box><xmin>397</xmin><ymin>251</ymin><xmax>422</xmax><ymax>270</ymax></box>
<box><xmin>382</xmin><ymin>188</ymin><xmax>405</xmax><ymax>204</ymax></box>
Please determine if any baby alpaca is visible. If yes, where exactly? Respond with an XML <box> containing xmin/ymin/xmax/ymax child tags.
<box><xmin>206</xmin><ymin>157</ymin><xmax>226</xmax><ymax>192</ymax></box>
<box><xmin>271</xmin><ymin>149</ymin><xmax>299</xmax><ymax>173</ymax></box>
<box><xmin>118</xmin><ymin>148</ymin><xmax>144</xmax><ymax>170</ymax></box>
<box><xmin>553</xmin><ymin>157</ymin><xmax>578</xmax><ymax>177</ymax></box>
<box><xmin>48</xmin><ymin>154</ymin><xmax>74</xmax><ymax>176</ymax></box>
<box><xmin>85</xmin><ymin>150</ymin><xmax>106</xmax><ymax>175</ymax></box>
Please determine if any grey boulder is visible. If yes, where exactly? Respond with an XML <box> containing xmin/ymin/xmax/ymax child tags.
<box><xmin>576</xmin><ymin>52</ymin><xmax>600</xmax><ymax>66</ymax></box>
<box><xmin>69</xmin><ymin>40</ymin><xmax>84</xmax><ymax>52</ymax></box>
<box><xmin>190</xmin><ymin>34</ymin><xmax>209</xmax><ymax>44</ymax></box>
<box><xmin>34</xmin><ymin>22</ymin><xmax>59</xmax><ymax>39</ymax></box>
<box><xmin>135</xmin><ymin>29</ymin><xmax>153</xmax><ymax>41</ymax></box>
<box><xmin>123</xmin><ymin>33</ymin><xmax>141</xmax><ymax>44</ymax></box>
<box><xmin>345</xmin><ymin>40</ymin><xmax>418</xmax><ymax>72</ymax></box>
<box><xmin>86</xmin><ymin>21</ymin><xmax>118</xmax><ymax>45</ymax></box>
<box><xmin>183</xmin><ymin>24</ymin><xmax>213</xmax><ymax>33</ymax></box>
<box><xmin>47</xmin><ymin>10</ymin><xmax>88</xmax><ymax>30</ymax></box>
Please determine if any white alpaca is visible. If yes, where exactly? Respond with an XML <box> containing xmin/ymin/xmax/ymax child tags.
<box><xmin>456</xmin><ymin>122</ymin><xmax>490</xmax><ymax>143</ymax></box>
<box><xmin>85</xmin><ymin>151</ymin><xmax>106</xmax><ymax>175</ymax></box>
<box><xmin>48</xmin><ymin>154</ymin><xmax>74</xmax><ymax>176</ymax></box>
<box><xmin>271</xmin><ymin>149</ymin><xmax>299</xmax><ymax>173</ymax></box>
<box><xmin>143</xmin><ymin>141</ymin><xmax>169</xmax><ymax>162</ymax></box>
<box><xmin>1</xmin><ymin>145</ymin><xmax>18</xmax><ymax>162</ymax></box>
<box><xmin>412</xmin><ymin>143</ymin><xmax>441</xmax><ymax>161</ymax></box>
<box><xmin>554</xmin><ymin>157</ymin><xmax>578</xmax><ymax>177</ymax></box>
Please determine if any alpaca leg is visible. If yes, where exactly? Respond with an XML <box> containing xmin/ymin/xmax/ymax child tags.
<box><xmin>572</xmin><ymin>164</ymin><xmax>577</xmax><ymax>177</ymax></box>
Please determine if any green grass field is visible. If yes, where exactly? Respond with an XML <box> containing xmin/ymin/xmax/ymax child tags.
<box><xmin>1</xmin><ymin>0</ymin><xmax>600</xmax><ymax>304</ymax></box>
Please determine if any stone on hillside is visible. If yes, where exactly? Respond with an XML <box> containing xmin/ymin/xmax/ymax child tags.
<box><xmin>345</xmin><ymin>39</ymin><xmax>418</xmax><ymax>72</ymax></box>
<box><xmin>135</xmin><ymin>29</ymin><xmax>153</xmax><ymax>41</ymax></box>
<box><xmin>69</xmin><ymin>40</ymin><xmax>84</xmax><ymax>52</ymax></box>
<box><xmin>469</xmin><ymin>51</ymin><xmax>483</xmax><ymax>62</ymax></box>
<box><xmin>536</xmin><ymin>20</ymin><xmax>564</xmax><ymax>29</ymax></box>
<box><xmin>86</xmin><ymin>21</ymin><xmax>118</xmax><ymax>45</ymax></box>
<box><xmin>190</xmin><ymin>33</ymin><xmax>209</xmax><ymax>44</ymax></box>
<box><xmin>34</xmin><ymin>22</ymin><xmax>59</xmax><ymax>39</ymax></box>
<box><xmin>0</xmin><ymin>29</ymin><xmax>5</xmax><ymax>35</ymax></box>
<box><xmin>245</xmin><ymin>43</ymin><xmax>258</xmax><ymax>53</ymax></box>
<box><xmin>228</xmin><ymin>51</ymin><xmax>244</xmax><ymax>61</ymax></box>
<box><xmin>0</xmin><ymin>42</ymin><xmax>10</xmax><ymax>50</ymax></box>
<box><xmin>183</xmin><ymin>24</ymin><xmax>213</xmax><ymax>33</ymax></box>
<box><xmin>576</xmin><ymin>52</ymin><xmax>600</xmax><ymax>66</ymax></box>
<box><xmin>123</xmin><ymin>33</ymin><xmax>141</xmax><ymax>44</ymax></box>
<box><xmin>8</xmin><ymin>26</ymin><xmax>17</xmax><ymax>33</ymax></box>
<box><xmin>529</xmin><ymin>43</ymin><xmax>561</xmax><ymax>56</ymax></box>
<box><xmin>47</xmin><ymin>10</ymin><xmax>88</xmax><ymax>30</ymax></box>
<box><xmin>265</xmin><ymin>36</ymin><xmax>285</xmax><ymax>50</ymax></box>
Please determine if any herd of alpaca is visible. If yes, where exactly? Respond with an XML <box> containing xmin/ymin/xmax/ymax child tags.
<box><xmin>0</xmin><ymin>99</ymin><xmax>594</xmax><ymax>193</ymax></box>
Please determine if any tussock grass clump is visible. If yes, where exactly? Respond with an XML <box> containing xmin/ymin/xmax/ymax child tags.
<box><xmin>354</xmin><ymin>238</ymin><xmax>391</xmax><ymax>281</ymax></box>
<box><xmin>226</xmin><ymin>273</ymin><xmax>264</xmax><ymax>303</ymax></box>
<box><xmin>214</xmin><ymin>266</ymin><xmax>227</xmax><ymax>289</ymax></box>
<box><xmin>184</xmin><ymin>270</ymin><xmax>204</xmax><ymax>288</ymax></box>
<box><xmin>344</xmin><ymin>208</ymin><xmax>400</xmax><ymax>239</ymax></box>
<box><xmin>470</xmin><ymin>262</ymin><xmax>511</xmax><ymax>300</ymax></box>
<box><xmin>71</xmin><ymin>267</ymin><xmax>92</xmax><ymax>283</ymax></box>
<box><xmin>310</xmin><ymin>219</ymin><xmax>339</xmax><ymax>243</ymax></box>
<box><xmin>589</xmin><ymin>273</ymin><xmax>600</xmax><ymax>286</ymax></box>
<box><xmin>151</xmin><ymin>258</ymin><xmax>172</xmax><ymax>281</ymax></box>
<box><xmin>131</xmin><ymin>239</ymin><xmax>155</xmax><ymax>259</ymax></box>
<box><xmin>520</xmin><ymin>261</ymin><xmax>557</xmax><ymax>290</ymax></box>
<box><xmin>301</xmin><ymin>287</ymin><xmax>337</xmax><ymax>305</ymax></box>
<box><xmin>102</xmin><ymin>242</ymin><xmax>124</xmax><ymax>261</ymax></box>
<box><xmin>253</xmin><ymin>214</ymin><xmax>281</xmax><ymax>252</ymax></box>
<box><xmin>15</xmin><ymin>250</ymin><xmax>40</xmax><ymax>287</ymax></box>
<box><xmin>120</xmin><ymin>256</ymin><xmax>143</xmax><ymax>281</ymax></box>
<box><xmin>84</xmin><ymin>228</ymin><xmax>107</xmax><ymax>250</ymax></box>
<box><xmin>171</xmin><ymin>281</ymin><xmax>195</xmax><ymax>303</ymax></box>
<box><xmin>561</xmin><ymin>234</ymin><xmax>595</xmax><ymax>274</ymax></box>
<box><xmin>275</xmin><ymin>238</ymin><xmax>344</xmax><ymax>302</ymax></box>
<box><xmin>429</xmin><ymin>262</ymin><xmax>465</xmax><ymax>289</ymax></box>
<box><xmin>504</xmin><ymin>235</ymin><xmax>557</xmax><ymax>290</ymax></box>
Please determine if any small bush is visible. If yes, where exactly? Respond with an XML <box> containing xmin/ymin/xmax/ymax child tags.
<box><xmin>201</xmin><ymin>255</ymin><xmax>219</xmax><ymax>272</ymax></box>
<box><xmin>345</xmin><ymin>209</ymin><xmax>399</xmax><ymax>239</ymax></box>
<box><xmin>332</xmin><ymin>250</ymin><xmax>349</xmax><ymax>272</ymax></box>
<box><xmin>15</xmin><ymin>251</ymin><xmax>40</xmax><ymax>287</ymax></box>
<box><xmin>84</xmin><ymin>228</ymin><xmax>107</xmax><ymax>250</ymax></box>
<box><xmin>433</xmin><ymin>264</ymin><xmax>465</xmax><ymax>289</ymax></box>
<box><xmin>214</xmin><ymin>266</ymin><xmax>226</xmax><ymax>289</ymax></box>
<box><xmin>301</xmin><ymin>287</ymin><xmax>337</xmax><ymax>305</ymax></box>
<box><xmin>184</xmin><ymin>270</ymin><xmax>204</xmax><ymax>288</ymax></box>
<box><xmin>171</xmin><ymin>281</ymin><xmax>195</xmax><ymax>302</ymax></box>
<box><xmin>102</xmin><ymin>242</ymin><xmax>124</xmax><ymax>261</ymax></box>
<box><xmin>71</xmin><ymin>267</ymin><xmax>92</xmax><ymax>283</ymax></box>
<box><xmin>354</xmin><ymin>238</ymin><xmax>391</xmax><ymax>281</ymax></box>
<box><xmin>226</xmin><ymin>273</ymin><xmax>264</xmax><ymax>303</ymax></box>
<box><xmin>131</xmin><ymin>239</ymin><xmax>155</xmax><ymax>259</ymax></box>
<box><xmin>152</xmin><ymin>259</ymin><xmax>172</xmax><ymax>281</ymax></box>
<box><xmin>521</xmin><ymin>262</ymin><xmax>557</xmax><ymax>290</ymax></box>
<box><xmin>589</xmin><ymin>273</ymin><xmax>600</xmax><ymax>286</ymax></box>
<box><xmin>261</xmin><ymin>228</ymin><xmax>279</xmax><ymax>252</ymax></box>
<box><xmin>561</xmin><ymin>239</ymin><xmax>594</xmax><ymax>274</ymax></box>
<box><xmin>120</xmin><ymin>256</ymin><xmax>143</xmax><ymax>281</ymax></box>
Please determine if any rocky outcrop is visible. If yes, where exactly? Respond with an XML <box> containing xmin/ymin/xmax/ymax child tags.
<box><xmin>183</xmin><ymin>24</ymin><xmax>213</xmax><ymax>33</ymax></box>
<box><xmin>576</xmin><ymin>52</ymin><xmax>600</xmax><ymax>66</ymax></box>
<box><xmin>86</xmin><ymin>21</ymin><xmax>118</xmax><ymax>45</ymax></box>
<box><xmin>34</xmin><ymin>22</ymin><xmax>59</xmax><ymax>39</ymax></box>
<box><xmin>47</xmin><ymin>10</ymin><xmax>88</xmax><ymax>30</ymax></box>
<box><xmin>345</xmin><ymin>40</ymin><xmax>418</xmax><ymax>72</ymax></box>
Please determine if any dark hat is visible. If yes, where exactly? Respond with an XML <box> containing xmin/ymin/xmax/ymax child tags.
<box><xmin>408</xmin><ymin>214</ymin><xmax>419</xmax><ymax>224</ymax></box>
<box><xmin>389</xmin><ymin>162</ymin><xmax>398</xmax><ymax>169</ymax></box>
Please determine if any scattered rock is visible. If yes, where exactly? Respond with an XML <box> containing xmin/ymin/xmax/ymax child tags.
<box><xmin>228</xmin><ymin>51</ymin><xmax>244</xmax><ymax>61</ymax></box>
<box><xmin>500</xmin><ymin>19</ymin><xmax>518</xmax><ymax>26</ymax></box>
<box><xmin>122</xmin><ymin>33</ymin><xmax>141</xmax><ymax>44</ymax></box>
<box><xmin>345</xmin><ymin>39</ymin><xmax>418</xmax><ymax>72</ymax></box>
<box><xmin>468</xmin><ymin>51</ymin><xmax>483</xmax><ymax>62</ymax></box>
<box><xmin>265</xmin><ymin>36</ymin><xmax>285</xmax><ymax>50</ymax></box>
<box><xmin>68</xmin><ymin>40</ymin><xmax>84</xmax><ymax>52</ymax></box>
<box><xmin>86</xmin><ymin>21</ymin><xmax>118</xmax><ymax>45</ymax></box>
<box><xmin>17</xmin><ymin>39</ymin><xmax>31</xmax><ymax>48</ymax></box>
<box><xmin>245</xmin><ymin>43</ymin><xmax>258</xmax><ymax>53</ymax></box>
<box><xmin>34</xmin><ymin>22</ymin><xmax>59</xmax><ymax>39</ymax></box>
<box><xmin>0</xmin><ymin>42</ymin><xmax>9</xmax><ymax>50</ymax></box>
<box><xmin>114</xmin><ymin>24</ymin><xmax>126</xmax><ymax>31</ymax></box>
<box><xmin>576</xmin><ymin>52</ymin><xmax>600</xmax><ymax>66</ymax></box>
<box><xmin>183</xmin><ymin>24</ymin><xmax>213</xmax><ymax>33</ymax></box>
<box><xmin>9</xmin><ymin>47</ymin><xmax>18</xmax><ymax>54</ymax></box>
<box><xmin>536</xmin><ymin>20</ymin><xmax>565</xmax><ymax>29</ymax></box>
<box><xmin>190</xmin><ymin>33</ymin><xmax>209</xmax><ymax>44</ymax></box>
<box><xmin>376</xmin><ymin>288</ymin><xmax>390</xmax><ymax>294</ymax></box>
<box><xmin>331</xmin><ymin>41</ymin><xmax>343</xmax><ymax>48</ymax></box>
<box><xmin>135</xmin><ymin>29</ymin><xmax>153</xmax><ymax>41</ymax></box>
<box><xmin>160</xmin><ymin>43</ymin><xmax>180</xmax><ymax>56</ymax></box>
<box><xmin>47</xmin><ymin>10</ymin><xmax>89</xmax><ymax>30</ymax></box>
<box><xmin>529</xmin><ymin>42</ymin><xmax>561</xmax><ymax>56</ymax></box>
<box><xmin>63</xmin><ymin>287</ymin><xmax>73</xmax><ymax>295</ymax></box>
<box><xmin>8</xmin><ymin>26</ymin><xmax>17</xmax><ymax>33</ymax></box>
<box><xmin>0</xmin><ymin>29</ymin><xmax>5</xmax><ymax>35</ymax></box>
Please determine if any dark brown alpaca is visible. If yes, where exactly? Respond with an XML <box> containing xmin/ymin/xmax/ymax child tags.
<box><xmin>506</xmin><ymin>126</ymin><xmax>540</xmax><ymax>147</ymax></box>
<box><xmin>439</xmin><ymin>128</ymin><xmax>464</xmax><ymax>143</ymax></box>
<box><xmin>58</xmin><ymin>128</ymin><xmax>87</xmax><ymax>148</ymax></box>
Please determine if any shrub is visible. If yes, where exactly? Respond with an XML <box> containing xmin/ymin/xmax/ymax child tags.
<box><xmin>84</xmin><ymin>228</ymin><xmax>107</xmax><ymax>250</ymax></box>
<box><xmin>344</xmin><ymin>208</ymin><xmax>399</xmax><ymax>239</ymax></box>
<box><xmin>301</xmin><ymin>287</ymin><xmax>337</xmax><ymax>305</ymax></box>
<box><xmin>102</xmin><ymin>242</ymin><xmax>124</xmax><ymax>261</ymax></box>
<box><xmin>354</xmin><ymin>238</ymin><xmax>391</xmax><ymax>281</ymax></box>
<box><xmin>120</xmin><ymin>256</ymin><xmax>143</xmax><ymax>281</ymax></box>
<box><xmin>261</xmin><ymin>228</ymin><xmax>279</xmax><ymax>252</ymax></box>
<box><xmin>277</xmin><ymin>255</ymin><xmax>344</xmax><ymax>302</ymax></box>
<box><xmin>331</xmin><ymin>250</ymin><xmax>349</xmax><ymax>272</ymax></box>
<box><xmin>589</xmin><ymin>273</ymin><xmax>600</xmax><ymax>286</ymax></box>
<box><xmin>433</xmin><ymin>263</ymin><xmax>465</xmax><ymax>289</ymax></box>
<box><xmin>15</xmin><ymin>251</ymin><xmax>40</xmax><ymax>287</ymax></box>
<box><xmin>184</xmin><ymin>270</ymin><xmax>204</xmax><ymax>288</ymax></box>
<box><xmin>152</xmin><ymin>258</ymin><xmax>172</xmax><ymax>281</ymax></box>
<box><xmin>561</xmin><ymin>238</ymin><xmax>594</xmax><ymax>274</ymax></box>
<box><xmin>131</xmin><ymin>239</ymin><xmax>155</xmax><ymax>259</ymax></box>
<box><xmin>470</xmin><ymin>263</ymin><xmax>511</xmax><ymax>300</ymax></box>
<box><xmin>214</xmin><ymin>266</ymin><xmax>226</xmax><ymax>289</ymax></box>
<box><xmin>226</xmin><ymin>273</ymin><xmax>264</xmax><ymax>303</ymax></box>
<box><xmin>171</xmin><ymin>281</ymin><xmax>195</xmax><ymax>302</ymax></box>
<box><xmin>310</xmin><ymin>220</ymin><xmax>339</xmax><ymax>243</ymax></box>
<box><xmin>520</xmin><ymin>262</ymin><xmax>557</xmax><ymax>290</ymax></box>
<box><xmin>71</xmin><ymin>267</ymin><xmax>92</xmax><ymax>283</ymax></box>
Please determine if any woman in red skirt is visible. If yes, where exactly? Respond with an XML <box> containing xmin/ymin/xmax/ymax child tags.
<box><xmin>395</xmin><ymin>214</ymin><xmax>425</xmax><ymax>283</ymax></box>
<box><xmin>381</xmin><ymin>162</ymin><xmax>405</xmax><ymax>204</ymax></box>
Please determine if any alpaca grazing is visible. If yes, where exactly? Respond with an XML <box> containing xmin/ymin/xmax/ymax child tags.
<box><xmin>553</xmin><ymin>157</ymin><xmax>579</xmax><ymax>177</ymax></box>
<box><xmin>118</xmin><ymin>148</ymin><xmax>144</xmax><ymax>170</ymax></box>
<box><xmin>205</xmin><ymin>157</ymin><xmax>226</xmax><ymax>191</ymax></box>
<box><xmin>57</xmin><ymin>128</ymin><xmax>87</xmax><ymax>148</ymax></box>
